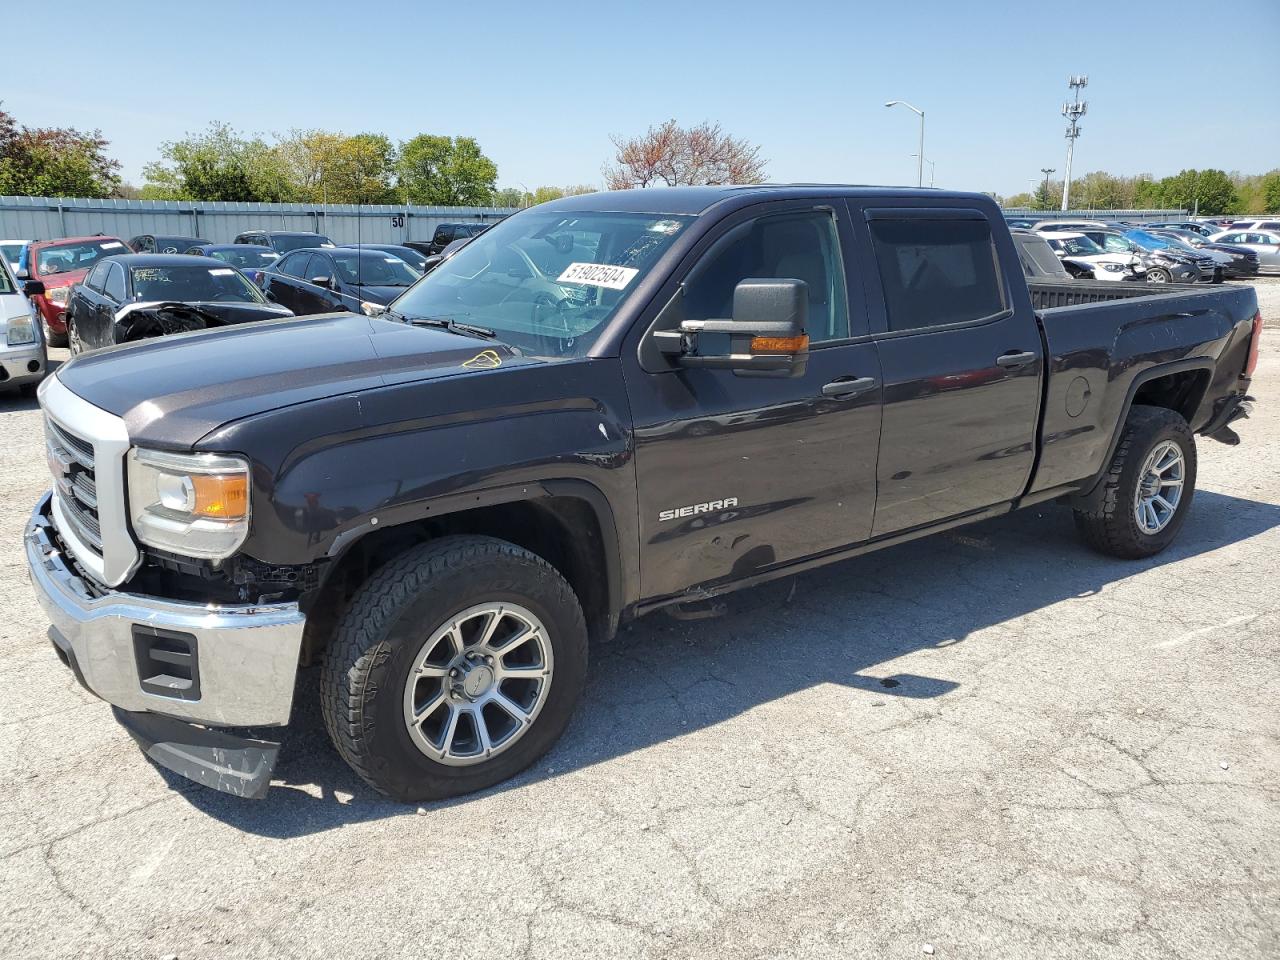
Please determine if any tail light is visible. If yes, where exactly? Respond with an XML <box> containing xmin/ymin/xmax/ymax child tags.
<box><xmin>1245</xmin><ymin>310</ymin><xmax>1262</xmax><ymax>376</ymax></box>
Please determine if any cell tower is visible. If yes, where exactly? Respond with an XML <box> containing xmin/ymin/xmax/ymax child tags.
<box><xmin>1061</xmin><ymin>75</ymin><xmax>1088</xmax><ymax>211</ymax></box>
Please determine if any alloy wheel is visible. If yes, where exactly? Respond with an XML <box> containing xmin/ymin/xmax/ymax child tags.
<box><xmin>402</xmin><ymin>602</ymin><xmax>554</xmax><ymax>766</ymax></box>
<box><xmin>1134</xmin><ymin>440</ymin><xmax>1184</xmax><ymax>534</ymax></box>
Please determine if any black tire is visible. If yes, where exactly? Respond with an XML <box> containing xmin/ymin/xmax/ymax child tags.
<box><xmin>1073</xmin><ymin>405</ymin><xmax>1197</xmax><ymax>559</ymax></box>
<box><xmin>1145</xmin><ymin>267</ymin><xmax>1171</xmax><ymax>284</ymax></box>
<box><xmin>321</xmin><ymin>535</ymin><xmax>588</xmax><ymax>802</ymax></box>
<box><xmin>42</xmin><ymin>314</ymin><xmax>68</xmax><ymax>348</ymax></box>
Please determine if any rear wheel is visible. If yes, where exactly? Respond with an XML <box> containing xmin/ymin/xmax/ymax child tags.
<box><xmin>321</xmin><ymin>535</ymin><xmax>588</xmax><ymax>802</ymax></box>
<box><xmin>1073</xmin><ymin>405</ymin><xmax>1197</xmax><ymax>559</ymax></box>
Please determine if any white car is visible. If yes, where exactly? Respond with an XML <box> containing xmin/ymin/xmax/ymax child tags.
<box><xmin>1210</xmin><ymin>229</ymin><xmax>1280</xmax><ymax>274</ymax></box>
<box><xmin>0</xmin><ymin>239</ymin><xmax>31</xmax><ymax>271</ymax></box>
<box><xmin>1037</xmin><ymin>230</ymin><xmax>1144</xmax><ymax>281</ymax></box>
<box><xmin>0</xmin><ymin>253</ymin><xmax>46</xmax><ymax>396</ymax></box>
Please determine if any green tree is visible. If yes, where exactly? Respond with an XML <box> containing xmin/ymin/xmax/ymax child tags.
<box><xmin>396</xmin><ymin>135</ymin><xmax>498</xmax><ymax>205</ymax></box>
<box><xmin>143</xmin><ymin>122</ymin><xmax>293</xmax><ymax>201</ymax></box>
<box><xmin>0</xmin><ymin>104</ymin><xmax>121</xmax><ymax>198</ymax></box>
<box><xmin>491</xmin><ymin>187</ymin><xmax>524</xmax><ymax>207</ymax></box>
<box><xmin>275</xmin><ymin>130</ymin><xmax>396</xmax><ymax>204</ymax></box>
<box><xmin>1146</xmin><ymin>169</ymin><xmax>1237</xmax><ymax>215</ymax></box>
<box><xmin>1262</xmin><ymin>172</ymin><xmax>1280</xmax><ymax>213</ymax></box>
<box><xmin>1002</xmin><ymin>192</ymin><xmax>1034</xmax><ymax>208</ymax></box>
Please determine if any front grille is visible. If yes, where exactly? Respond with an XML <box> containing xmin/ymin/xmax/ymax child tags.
<box><xmin>46</xmin><ymin>417</ymin><xmax>103</xmax><ymax>561</ymax></box>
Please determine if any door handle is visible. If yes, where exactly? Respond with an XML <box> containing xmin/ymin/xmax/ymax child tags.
<box><xmin>996</xmin><ymin>351</ymin><xmax>1037</xmax><ymax>369</ymax></box>
<box><xmin>822</xmin><ymin>376</ymin><xmax>878</xmax><ymax>399</ymax></box>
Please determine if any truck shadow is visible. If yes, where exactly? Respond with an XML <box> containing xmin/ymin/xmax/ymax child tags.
<box><xmin>166</xmin><ymin>488</ymin><xmax>1280</xmax><ymax>835</ymax></box>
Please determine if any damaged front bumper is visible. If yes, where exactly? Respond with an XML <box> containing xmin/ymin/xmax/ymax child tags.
<box><xmin>25</xmin><ymin>493</ymin><xmax>305</xmax><ymax>798</ymax></box>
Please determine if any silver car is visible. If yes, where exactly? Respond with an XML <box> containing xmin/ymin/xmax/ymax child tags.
<box><xmin>1210</xmin><ymin>229</ymin><xmax>1280</xmax><ymax>274</ymax></box>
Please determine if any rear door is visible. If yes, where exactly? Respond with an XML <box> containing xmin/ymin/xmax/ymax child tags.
<box><xmin>96</xmin><ymin>262</ymin><xmax>128</xmax><ymax>348</ymax></box>
<box><xmin>263</xmin><ymin>252</ymin><xmax>309</xmax><ymax>313</ymax></box>
<box><xmin>625</xmin><ymin>200</ymin><xmax>883</xmax><ymax>600</ymax></box>
<box><xmin>852</xmin><ymin>205</ymin><xmax>1043</xmax><ymax>536</ymax></box>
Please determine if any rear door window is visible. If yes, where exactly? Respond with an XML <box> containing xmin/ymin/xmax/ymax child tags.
<box><xmin>86</xmin><ymin>262</ymin><xmax>110</xmax><ymax>292</ymax></box>
<box><xmin>868</xmin><ymin>217</ymin><xmax>1006</xmax><ymax>332</ymax></box>
<box><xmin>277</xmin><ymin>252</ymin><xmax>310</xmax><ymax>277</ymax></box>
<box><xmin>104</xmin><ymin>263</ymin><xmax>127</xmax><ymax>302</ymax></box>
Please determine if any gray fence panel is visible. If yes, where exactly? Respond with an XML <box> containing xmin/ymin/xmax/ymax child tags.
<box><xmin>0</xmin><ymin>196</ymin><xmax>519</xmax><ymax>246</ymax></box>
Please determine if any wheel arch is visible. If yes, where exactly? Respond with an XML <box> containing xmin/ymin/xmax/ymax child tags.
<box><xmin>300</xmin><ymin>479</ymin><xmax>623</xmax><ymax>664</ymax></box>
<box><xmin>1080</xmin><ymin>357</ymin><xmax>1213</xmax><ymax>499</ymax></box>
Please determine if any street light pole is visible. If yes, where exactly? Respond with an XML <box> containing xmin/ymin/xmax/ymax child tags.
<box><xmin>886</xmin><ymin>100</ymin><xmax>925</xmax><ymax>188</ymax></box>
<box><xmin>1041</xmin><ymin>168</ymin><xmax>1055</xmax><ymax>210</ymax></box>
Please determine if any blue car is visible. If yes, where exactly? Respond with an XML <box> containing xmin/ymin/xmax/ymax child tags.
<box><xmin>185</xmin><ymin>243</ymin><xmax>281</xmax><ymax>286</ymax></box>
<box><xmin>339</xmin><ymin>243</ymin><xmax>427</xmax><ymax>273</ymax></box>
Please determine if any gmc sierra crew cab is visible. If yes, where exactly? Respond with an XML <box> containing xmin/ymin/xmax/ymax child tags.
<box><xmin>26</xmin><ymin>186</ymin><xmax>1261</xmax><ymax>801</ymax></box>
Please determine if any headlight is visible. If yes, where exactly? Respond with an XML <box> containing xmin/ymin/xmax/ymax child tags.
<box><xmin>1100</xmin><ymin>263</ymin><xmax>1124</xmax><ymax>272</ymax></box>
<box><xmin>5</xmin><ymin>318</ymin><xmax>36</xmax><ymax>345</ymax></box>
<box><xmin>46</xmin><ymin>286</ymin><xmax>70</xmax><ymax>305</ymax></box>
<box><xmin>127</xmin><ymin>448</ymin><xmax>250</xmax><ymax>559</ymax></box>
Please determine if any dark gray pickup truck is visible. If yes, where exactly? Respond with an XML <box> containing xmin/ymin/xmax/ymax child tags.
<box><xmin>25</xmin><ymin>186</ymin><xmax>1261</xmax><ymax>801</ymax></box>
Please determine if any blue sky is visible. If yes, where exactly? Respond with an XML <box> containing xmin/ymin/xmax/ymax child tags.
<box><xmin>9</xmin><ymin>0</ymin><xmax>1278</xmax><ymax>196</ymax></box>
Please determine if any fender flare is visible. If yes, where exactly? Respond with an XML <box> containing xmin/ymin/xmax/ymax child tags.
<box><xmin>1077</xmin><ymin>357</ymin><xmax>1214</xmax><ymax>501</ymax></box>
<box><xmin>322</xmin><ymin>476</ymin><xmax>626</xmax><ymax>635</ymax></box>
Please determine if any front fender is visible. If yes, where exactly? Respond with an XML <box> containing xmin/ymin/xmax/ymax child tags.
<box><xmin>197</xmin><ymin>359</ymin><xmax>640</xmax><ymax>602</ymax></box>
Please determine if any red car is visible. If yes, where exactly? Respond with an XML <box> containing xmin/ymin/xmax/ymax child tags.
<box><xmin>23</xmin><ymin>236</ymin><xmax>129</xmax><ymax>346</ymax></box>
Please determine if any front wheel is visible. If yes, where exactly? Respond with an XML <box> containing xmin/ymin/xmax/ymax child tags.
<box><xmin>1145</xmin><ymin>267</ymin><xmax>1171</xmax><ymax>284</ymax></box>
<box><xmin>41</xmin><ymin>313</ymin><xmax>68</xmax><ymax>348</ymax></box>
<box><xmin>321</xmin><ymin>536</ymin><xmax>588</xmax><ymax>802</ymax></box>
<box><xmin>1072</xmin><ymin>405</ymin><xmax>1197</xmax><ymax>559</ymax></box>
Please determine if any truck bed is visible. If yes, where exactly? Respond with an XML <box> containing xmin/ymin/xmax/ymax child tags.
<box><xmin>1029</xmin><ymin>281</ymin><xmax>1259</xmax><ymax>495</ymax></box>
<box><xmin>1027</xmin><ymin>278</ymin><xmax>1195</xmax><ymax>310</ymax></box>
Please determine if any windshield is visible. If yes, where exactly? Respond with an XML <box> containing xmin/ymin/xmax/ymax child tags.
<box><xmin>1126</xmin><ymin>229</ymin><xmax>1178</xmax><ymax>252</ymax></box>
<box><xmin>36</xmin><ymin>239</ymin><xmax>127</xmax><ymax>275</ymax></box>
<box><xmin>1050</xmin><ymin>235</ymin><xmax>1104</xmax><ymax>256</ymax></box>
<box><xmin>273</xmin><ymin>234</ymin><xmax>334</xmax><ymax>253</ymax></box>
<box><xmin>130</xmin><ymin>265</ymin><xmax>266</xmax><ymax>303</ymax></box>
<box><xmin>209</xmin><ymin>248</ymin><xmax>280</xmax><ymax>269</ymax></box>
<box><xmin>330</xmin><ymin>251</ymin><xmax>421</xmax><ymax>286</ymax></box>
<box><xmin>0</xmin><ymin>258</ymin><xmax>14</xmax><ymax>294</ymax></box>
<box><xmin>389</xmin><ymin>210</ymin><xmax>693</xmax><ymax>359</ymax></box>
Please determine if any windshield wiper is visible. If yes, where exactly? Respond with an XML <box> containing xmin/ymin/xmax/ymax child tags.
<box><xmin>398</xmin><ymin>313</ymin><xmax>499</xmax><ymax>341</ymax></box>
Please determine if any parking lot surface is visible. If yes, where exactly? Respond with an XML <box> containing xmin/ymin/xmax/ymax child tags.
<box><xmin>2</xmin><ymin>321</ymin><xmax>1278</xmax><ymax>960</ymax></box>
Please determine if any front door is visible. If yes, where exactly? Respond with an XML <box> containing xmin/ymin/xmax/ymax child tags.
<box><xmin>625</xmin><ymin>203</ymin><xmax>883</xmax><ymax>601</ymax></box>
<box><xmin>854</xmin><ymin>205</ymin><xmax>1044</xmax><ymax>536</ymax></box>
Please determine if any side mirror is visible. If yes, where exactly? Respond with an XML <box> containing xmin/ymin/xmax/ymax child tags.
<box><xmin>654</xmin><ymin>278</ymin><xmax>809</xmax><ymax>378</ymax></box>
<box><xmin>16</xmin><ymin>267</ymin><xmax>28</xmax><ymax>280</ymax></box>
<box><xmin>22</xmin><ymin>279</ymin><xmax>45</xmax><ymax>298</ymax></box>
<box><xmin>309</xmin><ymin>275</ymin><xmax>333</xmax><ymax>289</ymax></box>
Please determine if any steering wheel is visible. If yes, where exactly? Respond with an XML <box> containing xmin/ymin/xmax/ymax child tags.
<box><xmin>530</xmin><ymin>292</ymin><xmax>576</xmax><ymax>356</ymax></box>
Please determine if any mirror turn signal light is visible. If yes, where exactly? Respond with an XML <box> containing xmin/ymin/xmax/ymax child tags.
<box><xmin>750</xmin><ymin>334</ymin><xmax>809</xmax><ymax>354</ymax></box>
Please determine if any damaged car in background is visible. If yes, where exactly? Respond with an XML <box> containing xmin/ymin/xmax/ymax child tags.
<box><xmin>59</xmin><ymin>254</ymin><xmax>293</xmax><ymax>355</ymax></box>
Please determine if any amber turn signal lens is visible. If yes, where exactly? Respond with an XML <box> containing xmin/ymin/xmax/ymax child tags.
<box><xmin>191</xmin><ymin>474</ymin><xmax>248</xmax><ymax>519</ymax></box>
<box><xmin>750</xmin><ymin>334</ymin><xmax>809</xmax><ymax>354</ymax></box>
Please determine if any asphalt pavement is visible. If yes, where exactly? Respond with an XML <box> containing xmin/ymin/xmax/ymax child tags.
<box><xmin>1</xmin><ymin>313</ymin><xmax>1277</xmax><ymax>959</ymax></box>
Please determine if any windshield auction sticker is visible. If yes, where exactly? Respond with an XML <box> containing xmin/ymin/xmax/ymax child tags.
<box><xmin>556</xmin><ymin>262</ymin><xmax>639</xmax><ymax>290</ymax></box>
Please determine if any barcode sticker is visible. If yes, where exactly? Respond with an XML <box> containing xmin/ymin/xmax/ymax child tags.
<box><xmin>209</xmin><ymin>268</ymin><xmax>235</xmax><ymax>276</ymax></box>
<box><xmin>101</xmin><ymin>241</ymin><xmax>125</xmax><ymax>249</ymax></box>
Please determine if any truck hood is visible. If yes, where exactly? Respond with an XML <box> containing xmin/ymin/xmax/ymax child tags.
<box><xmin>54</xmin><ymin>311</ymin><xmax>537</xmax><ymax>444</ymax></box>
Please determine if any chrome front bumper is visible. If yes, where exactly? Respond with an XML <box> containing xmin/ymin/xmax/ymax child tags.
<box><xmin>25</xmin><ymin>492</ymin><xmax>305</xmax><ymax>727</ymax></box>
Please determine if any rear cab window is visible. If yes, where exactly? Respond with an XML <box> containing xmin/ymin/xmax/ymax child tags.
<box><xmin>867</xmin><ymin>214</ymin><xmax>1007</xmax><ymax>332</ymax></box>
